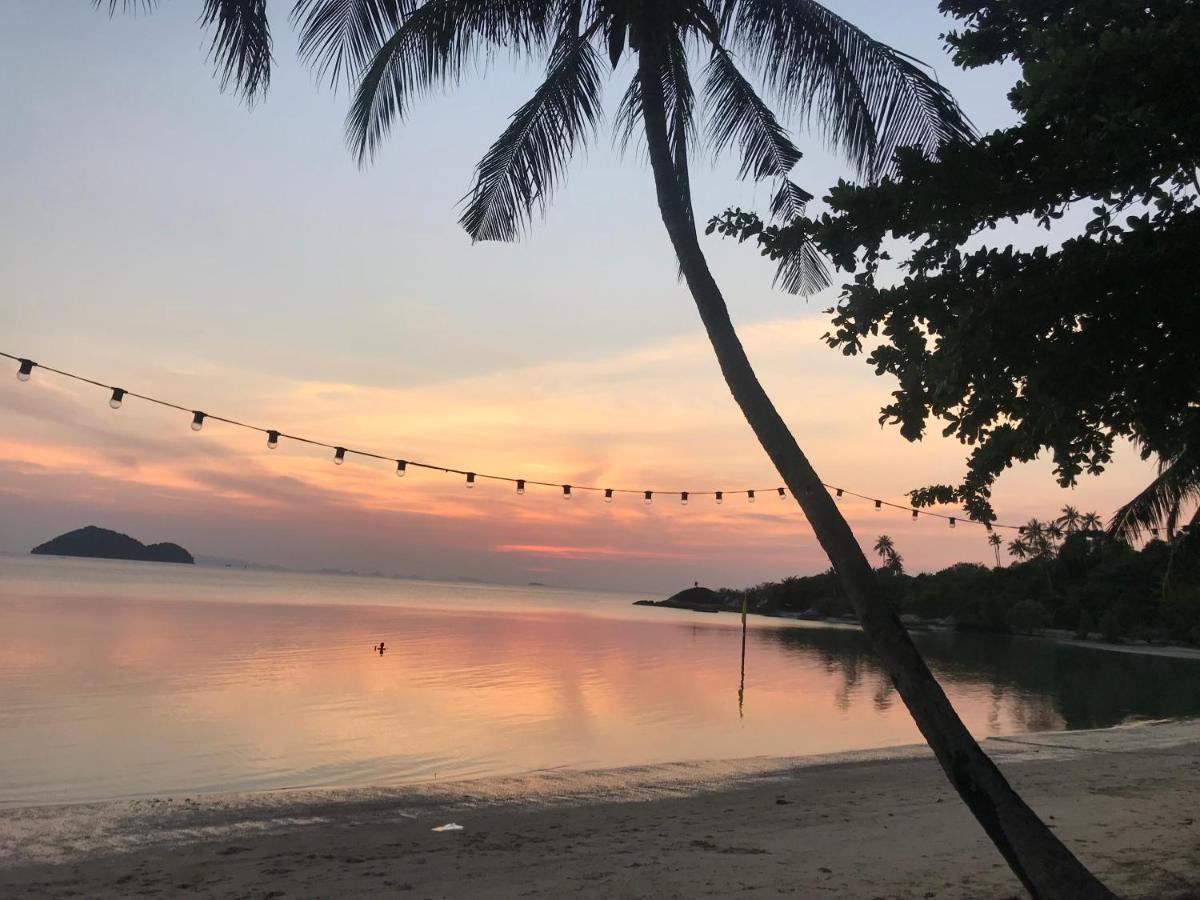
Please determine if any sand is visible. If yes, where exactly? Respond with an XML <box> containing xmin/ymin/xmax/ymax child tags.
<box><xmin>2</xmin><ymin>719</ymin><xmax>1198</xmax><ymax>899</ymax></box>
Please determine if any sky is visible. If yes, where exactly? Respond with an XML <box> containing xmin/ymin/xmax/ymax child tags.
<box><xmin>0</xmin><ymin>1</ymin><xmax>1157</xmax><ymax>593</ymax></box>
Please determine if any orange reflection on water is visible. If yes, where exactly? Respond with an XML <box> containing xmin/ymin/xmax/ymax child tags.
<box><xmin>5</xmin><ymin>557</ymin><xmax>1199</xmax><ymax>806</ymax></box>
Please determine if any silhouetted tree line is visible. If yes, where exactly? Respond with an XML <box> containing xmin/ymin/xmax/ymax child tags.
<box><xmin>722</xmin><ymin>532</ymin><xmax>1200</xmax><ymax>646</ymax></box>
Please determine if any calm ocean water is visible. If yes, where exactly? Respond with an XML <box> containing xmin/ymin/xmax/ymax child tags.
<box><xmin>3</xmin><ymin>554</ymin><xmax>1200</xmax><ymax>806</ymax></box>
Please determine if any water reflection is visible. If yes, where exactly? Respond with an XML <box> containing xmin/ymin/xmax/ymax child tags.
<box><xmin>2</xmin><ymin>558</ymin><xmax>1200</xmax><ymax>805</ymax></box>
<box><xmin>757</xmin><ymin>625</ymin><xmax>1200</xmax><ymax>730</ymax></box>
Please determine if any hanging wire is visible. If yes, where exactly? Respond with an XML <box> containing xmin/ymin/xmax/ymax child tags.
<box><xmin>2</xmin><ymin>350</ymin><xmax>1024</xmax><ymax>531</ymax></box>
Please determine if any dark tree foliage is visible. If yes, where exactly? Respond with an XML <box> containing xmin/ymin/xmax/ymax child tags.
<box><xmin>725</xmin><ymin>535</ymin><xmax>1200</xmax><ymax>646</ymax></box>
<box><xmin>710</xmin><ymin>0</ymin><xmax>1200</xmax><ymax>532</ymax></box>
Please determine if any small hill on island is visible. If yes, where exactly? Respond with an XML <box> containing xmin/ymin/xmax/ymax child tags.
<box><xmin>31</xmin><ymin>526</ymin><xmax>194</xmax><ymax>565</ymax></box>
<box><xmin>633</xmin><ymin>586</ymin><xmax>729</xmax><ymax>613</ymax></box>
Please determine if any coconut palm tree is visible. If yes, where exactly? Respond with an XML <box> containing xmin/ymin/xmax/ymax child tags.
<box><xmin>988</xmin><ymin>532</ymin><xmax>1003</xmax><ymax>567</ymax></box>
<box><xmin>873</xmin><ymin>534</ymin><xmax>903</xmax><ymax>575</ymax></box>
<box><xmin>1007</xmin><ymin>537</ymin><xmax>1029</xmax><ymax>561</ymax></box>
<box><xmin>98</xmin><ymin>1</ymin><xmax>1112</xmax><ymax>895</ymax></box>
<box><xmin>1080</xmin><ymin>511</ymin><xmax>1103</xmax><ymax>533</ymax></box>
<box><xmin>1109</xmin><ymin>429</ymin><xmax>1200</xmax><ymax>545</ymax></box>
<box><xmin>873</xmin><ymin>534</ymin><xmax>895</xmax><ymax>561</ymax></box>
<box><xmin>1057</xmin><ymin>505</ymin><xmax>1082</xmax><ymax>534</ymax></box>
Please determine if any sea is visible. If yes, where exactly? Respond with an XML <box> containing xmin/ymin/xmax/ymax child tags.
<box><xmin>3</xmin><ymin>554</ymin><xmax>1199</xmax><ymax>806</ymax></box>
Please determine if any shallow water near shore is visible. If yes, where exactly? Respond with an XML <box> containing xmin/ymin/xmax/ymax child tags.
<box><xmin>3</xmin><ymin>554</ymin><xmax>1200</xmax><ymax>806</ymax></box>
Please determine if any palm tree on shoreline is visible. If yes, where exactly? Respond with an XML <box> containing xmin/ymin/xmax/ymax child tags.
<box><xmin>873</xmin><ymin>534</ymin><xmax>903</xmax><ymax>575</ymax></box>
<box><xmin>988</xmin><ymin>532</ymin><xmax>1003</xmax><ymax>567</ymax></box>
<box><xmin>100</xmin><ymin>1</ymin><xmax>1112</xmax><ymax>895</ymax></box>
<box><xmin>1057</xmin><ymin>505</ymin><xmax>1082</xmax><ymax>534</ymax></box>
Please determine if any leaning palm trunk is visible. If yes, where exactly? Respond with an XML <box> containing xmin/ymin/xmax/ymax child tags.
<box><xmin>635</xmin><ymin>43</ymin><xmax>1113</xmax><ymax>900</ymax></box>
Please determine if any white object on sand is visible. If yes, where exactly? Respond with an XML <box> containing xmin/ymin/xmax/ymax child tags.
<box><xmin>431</xmin><ymin>823</ymin><xmax>464</xmax><ymax>832</ymax></box>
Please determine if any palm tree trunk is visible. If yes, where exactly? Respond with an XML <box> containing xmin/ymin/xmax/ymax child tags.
<box><xmin>635</xmin><ymin>45</ymin><xmax>1113</xmax><ymax>900</ymax></box>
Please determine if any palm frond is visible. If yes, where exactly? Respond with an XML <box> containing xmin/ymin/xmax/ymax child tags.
<box><xmin>346</xmin><ymin>0</ymin><xmax>555</xmax><ymax>162</ymax></box>
<box><xmin>769</xmin><ymin>178</ymin><xmax>812</xmax><ymax>221</ymax></box>
<box><xmin>773</xmin><ymin>231</ymin><xmax>831</xmax><ymax>295</ymax></box>
<box><xmin>202</xmin><ymin>0</ymin><xmax>272</xmax><ymax>101</ymax></box>
<box><xmin>292</xmin><ymin>0</ymin><xmax>417</xmax><ymax>89</ymax></box>
<box><xmin>704</xmin><ymin>45</ymin><xmax>801</xmax><ymax>182</ymax></box>
<box><xmin>723</xmin><ymin>0</ymin><xmax>975</xmax><ymax>178</ymax></box>
<box><xmin>1109</xmin><ymin>444</ymin><xmax>1200</xmax><ymax>542</ymax></box>
<box><xmin>459</xmin><ymin>20</ymin><xmax>603</xmax><ymax>241</ymax></box>
<box><xmin>99</xmin><ymin>0</ymin><xmax>273</xmax><ymax>100</ymax></box>
<box><xmin>665</xmin><ymin>29</ymin><xmax>697</xmax><ymax>221</ymax></box>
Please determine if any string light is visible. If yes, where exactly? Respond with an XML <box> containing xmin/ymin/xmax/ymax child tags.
<box><xmin>562</xmin><ymin>484</ymin><xmax>572</xmax><ymax>500</ymax></box>
<box><xmin>1</xmin><ymin>349</ymin><xmax>1039</xmax><ymax>533</ymax></box>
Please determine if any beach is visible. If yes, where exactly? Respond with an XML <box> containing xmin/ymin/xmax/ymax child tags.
<box><xmin>3</xmin><ymin>719</ymin><xmax>1197</xmax><ymax>899</ymax></box>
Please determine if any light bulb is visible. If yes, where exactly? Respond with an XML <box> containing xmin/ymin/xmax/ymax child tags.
<box><xmin>267</xmin><ymin>430</ymin><xmax>279</xmax><ymax>449</ymax></box>
<box><xmin>109</xmin><ymin>388</ymin><xmax>125</xmax><ymax>409</ymax></box>
<box><xmin>778</xmin><ymin>487</ymin><xmax>786</xmax><ymax>499</ymax></box>
<box><xmin>874</xmin><ymin>499</ymin><xmax>882</xmax><ymax>511</ymax></box>
<box><xmin>748</xmin><ymin>490</ymin><xmax>756</xmax><ymax>503</ymax></box>
<box><xmin>836</xmin><ymin>488</ymin><xmax>844</xmax><ymax>500</ymax></box>
<box><xmin>190</xmin><ymin>411</ymin><xmax>205</xmax><ymax>431</ymax></box>
<box><xmin>563</xmin><ymin>485</ymin><xmax>572</xmax><ymax>500</ymax></box>
<box><xmin>604</xmin><ymin>489</ymin><xmax>613</xmax><ymax>503</ymax></box>
<box><xmin>949</xmin><ymin>518</ymin><xmax>957</xmax><ymax>529</ymax></box>
<box><xmin>334</xmin><ymin>447</ymin><xmax>346</xmax><ymax>465</ymax></box>
<box><xmin>517</xmin><ymin>479</ymin><xmax>525</xmax><ymax>495</ymax></box>
<box><xmin>16</xmin><ymin>359</ymin><xmax>34</xmax><ymax>381</ymax></box>
<box><xmin>681</xmin><ymin>492</ymin><xmax>688</xmax><ymax>506</ymax></box>
<box><xmin>644</xmin><ymin>491</ymin><xmax>653</xmax><ymax>505</ymax></box>
<box><xmin>715</xmin><ymin>491</ymin><xmax>723</xmax><ymax>505</ymax></box>
<box><xmin>912</xmin><ymin>509</ymin><xmax>919</xmax><ymax>520</ymax></box>
<box><xmin>396</xmin><ymin>460</ymin><xmax>407</xmax><ymax>477</ymax></box>
<box><xmin>466</xmin><ymin>472</ymin><xmax>476</xmax><ymax>489</ymax></box>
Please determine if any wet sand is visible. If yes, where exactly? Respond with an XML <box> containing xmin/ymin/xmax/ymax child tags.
<box><xmin>2</xmin><ymin>720</ymin><xmax>1198</xmax><ymax>899</ymax></box>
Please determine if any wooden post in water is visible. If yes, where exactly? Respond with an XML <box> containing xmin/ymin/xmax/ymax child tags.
<box><xmin>738</xmin><ymin>594</ymin><xmax>748</xmax><ymax>717</ymax></box>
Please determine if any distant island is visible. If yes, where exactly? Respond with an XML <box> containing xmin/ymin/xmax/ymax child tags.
<box><xmin>31</xmin><ymin>526</ymin><xmax>194</xmax><ymax>565</ymax></box>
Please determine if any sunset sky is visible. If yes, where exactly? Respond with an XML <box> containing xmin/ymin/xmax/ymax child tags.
<box><xmin>0</xmin><ymin>1</ymin><xmax>1156</xmax><ymax>592</ymax></box>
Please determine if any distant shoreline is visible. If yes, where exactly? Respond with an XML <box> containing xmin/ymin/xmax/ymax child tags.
<box><xmin>634</xmin><ymin>598</ymin><xmax>1200</xmax><ymax>661</ymax></box>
